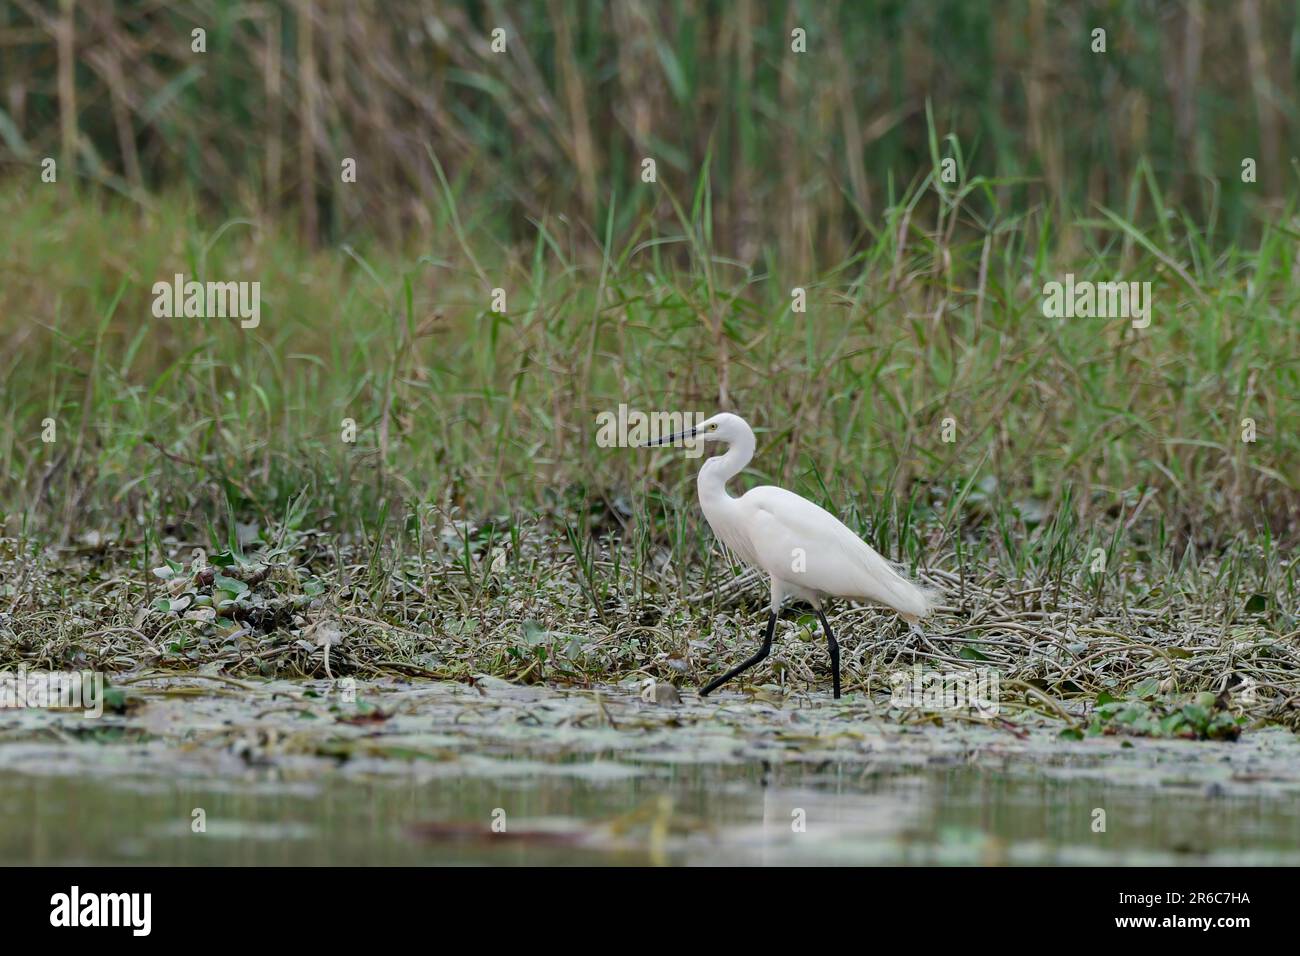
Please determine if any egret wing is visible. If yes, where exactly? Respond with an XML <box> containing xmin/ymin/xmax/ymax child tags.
<box><xmin>742</xmin><ymin>486</ymin><xmax>930</xmax><ymax>615</ymax></box>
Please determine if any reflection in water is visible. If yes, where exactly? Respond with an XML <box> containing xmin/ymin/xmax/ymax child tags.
<box><xmin>4</xmin><ymin>759</ymin><xmax>1300</xmax><ymax>865</ymax></box>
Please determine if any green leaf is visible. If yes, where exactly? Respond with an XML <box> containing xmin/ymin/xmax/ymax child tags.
<box><xmin>1116</xmin><ymin>704</ymin><xmax>1147</xmax><ymax>724</ymax></box>
<box><xmin>1132</xmin><ymin>679</ymin><xmax>1160</xmax><ymax>699</ymax></box>
<box><xmin>521</xmin><ymin>619</ymin><xmax>548</xmax><ymax>645</ymax></box>
<box><xmin>214</xmin><ymin>574</ymin><xmax>249</xmax><ymax>594</ymax></box>
<box><xmin>958</xmin><ymin>645</ymin><xmax>988</xmax><ymax>661</ymax></box>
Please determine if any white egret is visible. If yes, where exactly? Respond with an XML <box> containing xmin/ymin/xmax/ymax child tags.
<box><xmin>644</xmin><ymin>412</ymin><xmax>936</xmax><ymax>699</ymax></box>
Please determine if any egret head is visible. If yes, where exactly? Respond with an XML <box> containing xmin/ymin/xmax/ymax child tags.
<box><xmin>692</xmin><ymin>412</ymin><xmax>751</xmax><ymax>444</ymax></box>
<box><xmin>642</xmin><ymin>412</ymin><xmax>752</xmax><ymax>449</ymax></box>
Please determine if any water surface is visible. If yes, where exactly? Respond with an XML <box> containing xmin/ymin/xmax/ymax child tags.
<box><xmin>2</xmin><ymin>676</ymin><xmax>1297</xmax><ymax>865</ymax></box>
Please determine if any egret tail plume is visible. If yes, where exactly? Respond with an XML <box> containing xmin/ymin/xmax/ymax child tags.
<box><xmin>898</xmin><ymin>579</ymin><xmax>942</xmax><ymax>621</ymax></box>
<box><xmin>877</xmin><ymin>563</ymin><xmax>937</xmax><ymax>620</ymax></box>
<box><xmin>832</xmin><ymin>530</ymin><xmax>937</xmax><ymax>618</ymax></box>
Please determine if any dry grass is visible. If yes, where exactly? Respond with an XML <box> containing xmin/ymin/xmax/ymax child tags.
<box><xmin>3</xmin><ymin>503</ymin><xmax>1296</xmax><ymax>734</ymax></box>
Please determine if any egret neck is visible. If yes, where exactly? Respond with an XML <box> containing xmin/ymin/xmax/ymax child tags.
<box><xmin>696</xmin><ymin>416</ymin><xmax>758</xmax><ymax>566</ymax></box>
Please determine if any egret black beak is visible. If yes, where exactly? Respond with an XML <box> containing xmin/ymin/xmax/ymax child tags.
<box><xmin>641</xmin><ymin>428</ymin><xmax>696</xmax><ymax>448</ymax></box>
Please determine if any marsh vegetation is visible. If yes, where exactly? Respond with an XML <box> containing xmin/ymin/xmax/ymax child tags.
<box><xmin>1</xmin><ymin>0</ymin><xmax>1298</xmax><ymax>864</ymax></box>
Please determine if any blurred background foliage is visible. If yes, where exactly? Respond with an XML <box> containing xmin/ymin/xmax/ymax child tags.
<box><xmin>2</xmin><ymin>0</ymin><xmax>1298</xmax><ymax>264</ymax></box>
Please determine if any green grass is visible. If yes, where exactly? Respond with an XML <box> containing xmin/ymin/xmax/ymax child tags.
<box><xmin>0</xmin><ymin>168</ymin><xmax>1297</xmax><ymax>726</ymax></box>
<box><xmin>2</xmin><ymin>170</ymin><xmax>1297</xmax><ymax>543</ymax></box>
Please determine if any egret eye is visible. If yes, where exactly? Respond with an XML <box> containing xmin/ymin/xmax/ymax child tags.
<box><xmin>709</xmin><ymin>423</ymin><xmax>718</xmax><ymax>431</ymax></box>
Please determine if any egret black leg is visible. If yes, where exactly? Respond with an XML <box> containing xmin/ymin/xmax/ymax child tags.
<box><xmin>815</xmin><ymin>607</ymin><xmax>841</xmax><ymax>699</ymax></box>
<box><xmin>700</xmin><ymin>610</ymin><xmax>777</xmax><ymax>697</ymax></box>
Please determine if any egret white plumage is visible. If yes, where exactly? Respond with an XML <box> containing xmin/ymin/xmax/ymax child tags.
<box><xmin>644</xmin><ymin>412</ymin><xmax>936</xmax><ymax>699</ymax></box>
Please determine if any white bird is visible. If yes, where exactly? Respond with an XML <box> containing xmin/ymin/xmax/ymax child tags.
<box><xmin>644</xmin><ymin>412</ymin><xmax>936</xmax><ymax>699</ymax></box>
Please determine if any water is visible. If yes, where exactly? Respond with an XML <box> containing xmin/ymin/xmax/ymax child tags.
<box><xmin>2</xmin><ymin>676</ymin><xmax>1298</xmax><ymax>865</ymax></box>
